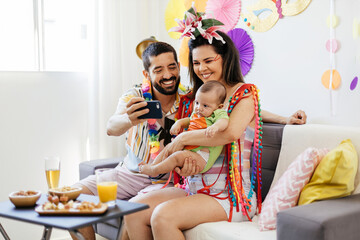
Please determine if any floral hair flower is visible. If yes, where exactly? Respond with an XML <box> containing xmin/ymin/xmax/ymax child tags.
<box><xmin>169</xmin><ymin>3</ymin><xmax>225</xmax><ymax>44</ymax></box>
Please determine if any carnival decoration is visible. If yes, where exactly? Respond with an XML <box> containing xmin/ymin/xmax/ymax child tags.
<box><xmin>179</xmin><ymin>37</ymin><xmax>190</xmax><ymax>67</ymax></box>
<box><xmin>241</xmin><ymin>0</ymin><xmax>311</xmax><ymax>32</ymax></box>
<box><xmin>165</xmin><ymin>0</ymin><xmax>186</xmax><ymax>39</ymax></box>
<box><xmin>321</xmin><ymin>0</ymin><xmax>341</xmax><ymax>116</ymax></box>
<box><xmin>227</xmin><ymin>28</ymin><xmax>254</xmax><ymax>76</ymax></box>
<box><xmin>205</xmin><ymin>0</ymin><xmax>241</xmax><ymax>33</ymax></box>
<box><xmin>184</xmin><ymin>0</ymin><xmax>208</xmax><ymax>12</ymax></box>
<box><xmin>350</xmin><ymin>77</ymin><xmax>358</xmax><ymax>91</ymax></box>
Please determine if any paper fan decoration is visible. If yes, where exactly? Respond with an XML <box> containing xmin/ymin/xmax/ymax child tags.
<box><xmin>184</xmin><ymin>0</ymin><xmax>208</xmax><ymax>12</ymax></box>
<box><xmin>179</xmin><ymin>37</ymin><xmax>190</xmax><ymax>67</ymax></box>
<box><xmin>227</xmin><ymin>28</ymin><xmax>254</xmax><ymax>76</ymax></box>
<box><xmin>205</xmin><ymin>0</ymin><xmax>241</xmax><ymax>33</ymax></box>
<box><xmin>165</xmin><ymin>0</ymin><xmax>186</xmax><ymax>39</ymax></box>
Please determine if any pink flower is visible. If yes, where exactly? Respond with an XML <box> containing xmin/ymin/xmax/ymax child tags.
<box><xmin>200</xmin><ymin>25</ymin><xmax>225</xmax><ymax>44</ymax></box>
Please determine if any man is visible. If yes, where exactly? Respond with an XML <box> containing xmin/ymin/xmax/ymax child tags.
<box><xmin>72</xmin><ymin>41</ymin><xmax>306</xmax><ymax>239</ymax></box>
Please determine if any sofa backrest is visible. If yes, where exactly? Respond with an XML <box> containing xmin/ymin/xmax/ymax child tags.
<box><xmin>251</xmin><ymin>123</ymin><xmax>285</xmax><ymax>201</ymax></box>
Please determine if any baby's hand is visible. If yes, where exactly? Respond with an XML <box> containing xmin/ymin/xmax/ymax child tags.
<box><xmin>205</xmin><ymin>125</ymin><xmax>218</xmax><ymax>138</ymax></box>
<box><xmin>170</xmin><ymin>123</ymin><xmax>182</xmax><ymax>135</ymax></box>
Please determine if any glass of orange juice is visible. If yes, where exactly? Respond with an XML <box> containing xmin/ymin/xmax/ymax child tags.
<box><xmin>96</xmin><ymin>169</ymin><xmax>118</xmax><ymax>207</ymax></box>
<box><xmin>45</xmin><ymin>156</ymin><xmax>60</xmax><ymax>189</ymax></box>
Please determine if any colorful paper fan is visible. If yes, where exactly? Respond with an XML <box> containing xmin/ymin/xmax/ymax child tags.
<box><xmin>227</xmin><ymin>28</ymin><xmax>254</xmax><ymax>76</ymax></box>
<box><xmin>165</xmin><ymin>0</ymin><xmax>186</xmax><ymax>39</ymax></box>
<box><xmin>179</xmin><ymin>37</ymin><xmax>190</xmax><ymax>67</ymax></box>
<box><xmin>205</xmin><ymin>0</ymin><xmax>241</xmax><ymax>33</ymax></box>
<box><xmin>184</xmin><ymin>0</ymin><xmax>208</xmax><ymax>12</ymax></box>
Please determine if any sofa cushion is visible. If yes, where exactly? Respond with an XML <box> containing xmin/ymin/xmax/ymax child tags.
<box><xmin>258</xmin><ymin>147</ymin><xmax>328</xmax><ymax>230</ymax></box>
<box><xmin>298</xmin><ymin>139</ymin><xmax>358</xmax><ymax>205</ymax></box>
<box><xmin>183</xmin><ymin>219</ymin><xmax>276</xmax><ymax>240</ymax></box>
<box><xmin>271</xmin><ymin>125</ymin><xmax>360</xmax><ymax>194</ymax></box>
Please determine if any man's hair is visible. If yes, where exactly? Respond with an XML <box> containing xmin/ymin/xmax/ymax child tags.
<box><xmin>188</xmin><ymin>31</ymin><xmax>244</xmax><ymax>99</ymax></box>
<box><xmin>142</xmin><ymin>42</ymin><xmax>178</xmax><ymax>72</ymax></box>
<box><xmin>198</xmin><ymin>80</ymin><xmax>226</xmax><ymax>105</ymax></box>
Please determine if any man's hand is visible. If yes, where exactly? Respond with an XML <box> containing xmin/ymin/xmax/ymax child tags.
<box><xmin>125</xmin><ymin>97</ymin><xmax>149</xmax><ymax>126</ymax></box>
<box><xmin>174</xmin><ymin>157</ymin><xmax>201</xmax><ymax>177</ymax></box>
<box><xmin>286</xmin><ymin>110</ymin><xmax>307</xmax><ymax>125</ymax></box>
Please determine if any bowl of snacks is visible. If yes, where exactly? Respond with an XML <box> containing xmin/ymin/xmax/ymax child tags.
<box><xmin>9</xmin><ymin>190</ymin><xmax>41</xmax><ymax>207</ymax></box>
<box><xmin>48</xmin><ymin>186</ymin><xmax>82</xmax><ymax>201</ymax></box>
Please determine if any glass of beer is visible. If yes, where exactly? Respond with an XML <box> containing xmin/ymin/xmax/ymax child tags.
<box><xmin>96</xmin><ymin>169</ymin><xmax>117</xmax><ymax>207</ymax></box>
<box><xmin>45</xmin><ymin>156</ymin><xmax>60</xmax><ymax>189</ymax></box>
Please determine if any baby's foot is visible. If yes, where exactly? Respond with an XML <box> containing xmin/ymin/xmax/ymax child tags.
<box><xmin>139</xmin><ymin>164</ymin><xmax>156</xmax><ymax>177</ymax></box>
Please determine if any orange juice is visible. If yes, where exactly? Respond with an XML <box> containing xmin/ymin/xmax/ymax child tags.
<box><xmin>45</xmin><ymin>169</ymin><xmax>60</xmax><ymax>189</ymax></box>
<box><xmin>97</xmin><ymin>181</ymin><xmax>117</xmax><ymax>203</ymax></box>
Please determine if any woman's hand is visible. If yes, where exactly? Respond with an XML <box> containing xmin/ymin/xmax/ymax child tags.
<box><xmin>174</xmin><ymin>157</ymin><xmax>201</xmax><ymax>177</ymax></box>
<box><xmin>161</xmin><ymin>134</ymin><xmax>186</xmax><ymax>160</ymax></box>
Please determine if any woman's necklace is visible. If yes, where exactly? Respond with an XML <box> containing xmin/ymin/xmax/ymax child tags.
<box><xmin>141</xmin><ymin>78</ymin><xmax>160</xmax><ymax>160</ymax></box>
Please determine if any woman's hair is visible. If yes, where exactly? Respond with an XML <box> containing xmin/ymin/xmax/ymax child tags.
<box><xmin>188</xmin><ymin>31</ymin><xmax>244</xmax><ymax>98</ymax></box>
<box><xmin>142</xmin><ymin>42</ymin><xmax>178</xmax><ymax>72</ymax></box>
<box><xmin>198</xmin><ymin>80</ymin><xmax>226</xmax><ymax>105</ymax></box>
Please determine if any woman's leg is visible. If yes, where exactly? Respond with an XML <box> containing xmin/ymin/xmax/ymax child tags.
<box><xmin>124</xmin><ymin>187</ymin><xmax>187</xmax><ymax>240</ymax></box>
<box><xmin>151</xmin><ymin>194</ymin><xmax>227</xmax><ymax>240</ymax></box>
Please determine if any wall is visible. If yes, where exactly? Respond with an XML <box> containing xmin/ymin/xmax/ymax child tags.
<box><xmin>148</xmin><ymin>0</ymin><xmax>360</xmax><ymax>127</ymax></box>
<box><xmin>234</xmin><ymin>0</ymin><xmax>360</xmax><ymax>127</ymax></box>
<box><xmin>0</xmin><ymin>72</ymin><xmax>88</xmax><ymax>239</ymax></box>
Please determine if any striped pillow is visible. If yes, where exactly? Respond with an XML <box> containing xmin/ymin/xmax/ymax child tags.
<box><xmin>258</xmin><ymin>147</ymin><xmax>329</xmax><ymax>231</ymax></box>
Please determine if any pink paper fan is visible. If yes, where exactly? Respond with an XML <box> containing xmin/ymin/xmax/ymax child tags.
<box><xmin>227</xmin><ymin>28</ymin><xmax>254</xmax><ymax>76</ymax></box>
<box><xmin>205</xmin><ymin>0</ymin><xmax>241</xmax><ymax>33</ymax></box>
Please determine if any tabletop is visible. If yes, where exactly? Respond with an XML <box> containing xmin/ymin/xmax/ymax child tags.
<box><xmin>0</xmin><ymin>194</ymin><xmax>148</xmax><ymax>230</ymax></box>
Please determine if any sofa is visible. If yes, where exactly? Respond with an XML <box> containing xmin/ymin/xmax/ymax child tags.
<box><xmin>79</xmin><ymin>123</ymin><xmax>360</xmax><ymax>240</ymax></box>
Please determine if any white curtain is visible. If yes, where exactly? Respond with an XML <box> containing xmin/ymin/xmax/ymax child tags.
<box><xmin>87</xmin><ymin>0</ymin><xmax>179</xmax><ymax>161</ymax></box>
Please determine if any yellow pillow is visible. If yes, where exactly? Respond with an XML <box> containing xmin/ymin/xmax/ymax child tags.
<box><xmin>298</xmin><ymin>139</ymin><xmax>358</xmax><ymax>205</ymax></box>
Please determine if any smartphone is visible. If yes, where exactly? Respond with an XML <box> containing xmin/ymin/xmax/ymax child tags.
<box><xmin>137</xmin><ymin>100</ymin><xmax>163</xmax><ymax>119</ymax></box>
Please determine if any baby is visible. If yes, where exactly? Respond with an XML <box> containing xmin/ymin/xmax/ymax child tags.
<box><xmin>139</xmin><ymin>80</ymin><xmax>229</xmax><ymax>177</ymax></box>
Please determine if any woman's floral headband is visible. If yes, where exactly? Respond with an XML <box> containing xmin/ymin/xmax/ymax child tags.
<box><xmin>169</xmin><ymin>4</ymin><xmax>225</xmax><ymax>44</ymax></box>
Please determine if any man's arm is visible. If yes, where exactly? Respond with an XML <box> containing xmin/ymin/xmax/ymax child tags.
<box><xmin>261</xmin><ymin>109</ymin><xmax>307</xmax><ymax>125</ymax></box>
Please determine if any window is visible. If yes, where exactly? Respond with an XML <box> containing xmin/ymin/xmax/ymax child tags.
<box><xmin>0</xmin><ymin>0</ymin><xmax>94</xmax><ymax>72</ymax></box>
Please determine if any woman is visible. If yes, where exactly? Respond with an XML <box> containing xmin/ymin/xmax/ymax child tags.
<box><xmin>123</xmin><ymin>7</ymin><xmax>265</xmax><ymax>239</ymax></box>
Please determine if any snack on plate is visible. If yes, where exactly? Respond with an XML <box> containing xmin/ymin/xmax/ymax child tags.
<box><xmin>42</xmin><ymin>195</ymin><xmax>102</xmax><ymax>211</ymax></box>
<box><xmin>52</xmin><ymin>186</ymin><xmax>78</xmax><ymax>192</ymax></box>
<box><xmin>14</xmin><ymin>190</ymin><xmax>38</xmax><ymax>196</ymax></box>
<box><xmin>76</xmin><ymin>201</ymin><xmax>102</xmax><ymax>211</ymax></box>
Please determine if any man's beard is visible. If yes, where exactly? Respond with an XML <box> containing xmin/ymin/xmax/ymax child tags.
<box><xmin>152</xmin><ymin>76</ymin><xmax>180</xmax><ymax>96</ymax></box>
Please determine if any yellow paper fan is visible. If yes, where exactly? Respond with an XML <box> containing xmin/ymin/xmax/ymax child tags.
<box><xmin>179</xmin><ymin>37</ymin><xmax>190</xmax><ymax>67</ymax></box>
<box><xmin>184</xmin><ymin>0</ymin><xmax>208</xmax><ymax>12</ymax></box>
<box><xmin>165</xmin><ymin>0</ymin><xmax>186</xmax><ymax>39</ymax></box>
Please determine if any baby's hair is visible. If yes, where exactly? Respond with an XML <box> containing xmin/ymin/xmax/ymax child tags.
<box><xmin>198</xmin><ymin>80</ymin><xmax>226</xmax><ymax>104</ymax></box>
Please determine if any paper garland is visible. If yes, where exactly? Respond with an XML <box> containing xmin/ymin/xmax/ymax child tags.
<box><xmin>350</xmin><ymin>77</ymin><xmax>358</xmax><ymax>91</ymax></box>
